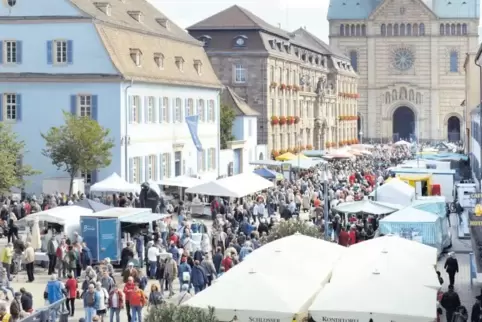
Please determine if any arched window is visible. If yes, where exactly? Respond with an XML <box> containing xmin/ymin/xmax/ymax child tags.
<box><xmin>450</xmin><ymin>51</ymin><xmax>459</xmax><ymax>72</ymax></box>
<box><xmin>394</xmin><ymin>23</ymin><xmax>399</xmax><ymax>36</ymax></box>
<box><xmin>419</xmin><ymin>23</ymin><xmax>425</xmax><ymax>35</ymax></box>
<box><xmin>400</xmin><ymin>23</ymin><xmax>405</xmax><ymax>36</ymax></box>
<box><xmin>413</xmin><ymin>23</ymin><xmax>418</xmax><ymax>35</ymax></box>
<box><xmin>440</xmin><ymin>24</ymin><xmax>445</xmax><ymax>35</ymax></box>
<box><xmin>350</xmin><ymin>50</ymin><xmax>358</xmax><ymax>72</ymax></box>
<box><xmin>392</xmin><ymin>89</ymin><xmax>397</xmax><ymax>101</ymax></box>
<box><xmin>361</xmin><ymin>24</ymin><xmax>366</xmax><ymax>36</ymax></box>
<box><xmin>407</xmin><ymin>23</ymin><xmax>412</xmax><ymax>35</ymax></box>
<box><xmin>462</xmin><ymin>23</ymin><xmax>468</xmax><ymax>35</ymax></box>
<box><xmin>356</xmin><ymin>24</ymin><xmax>361</xmax><ymax>36</ymax></box>
<box><xmin>451</xmin><ymin>23</ymin><xmax>456</xmax><ymax>35</ymax></box>
<box><xmin>409</xmin><ymin>89</ymin><xmax>415</xmax><ymax>101</ymax></box>
<box><xmin>400</xmin><ymin>87</ymin><xmax>407</xmax><ymax>100</ymax></box>
<box><xmin>387</xmin><ymin>24</ymin><xmax>393</xmax><ymax>36</ymax></box>
<box><xmin>381</xmin><ymin>24</ymin><xmax>386</xmax><ymax>36</ymax></box>
<box><xmin>385</xmin><ymin>92</ymin><xmax>391</xmax><ymax>104</ymax></box>
<box><xmin>351</xmin><ymin>24</ymin><xmax>355</xmax><ymax>35</ymax></box>
<box><xmin>445</xmin><ymin>23</ymin><xmax>450</xmax><ymax>35</ymax></box>
<box><xmin>456</xmin><ymin>23</ymin><xmax>461</xmax><ymax>35</ymax></box>
<box><xmin>340</xmin><ymin>24</ymin><xmax>345</xmax><ymax>36</ymax></box>
<box><xmin>345</xmin><ymin>24</ymin><xmax>350</xmax><ymax>36</ymax></box>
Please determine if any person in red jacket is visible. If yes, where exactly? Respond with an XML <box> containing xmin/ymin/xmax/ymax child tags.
<box><xmin>64</xmin><ymin>274</ymin><xmax>78</xmax><ymax>317</ymax></box>
<box><xmin>123</xmin><ymin>277</ymin><xmax>135</xmax><ymax>322</ymax></box>
<box><xmin>338</xmin><ymin>227</ymin><xmax>350</xmax><ymax>247</ymax></box>
<box><xmin>221</xmin><ymin>254</ymin><xmax>233</xmax><ymax>272</ymax></box>
<box><xmin>108</xmin><ymin>285</ymin><xmax>124</xmax><ymax>322</ymax></box>
<box><xmin>348</xmin><ymin>226</ymin><xmax>357</xmax><ymax>245</ymax></box>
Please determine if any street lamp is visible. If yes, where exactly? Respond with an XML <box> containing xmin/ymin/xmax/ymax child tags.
<box><xmin>359</xmin><ymin>131</ymin><xmax>363</xmax><ymax>144</ymax></box>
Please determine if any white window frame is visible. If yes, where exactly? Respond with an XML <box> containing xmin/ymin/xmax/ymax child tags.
<box><xmin>132</xmin><ymin>157</ymin><xmax>140</xmax><ymax>183</ymax></box>
<box><xmin>147</xmin><ymin>96</ymin><xmax>155</xmax><ymax>123</ymax></box>
<box><xmin>234</xmin><ymin>64</ymin><xmax>246</xmax><ymax>83</ymax></box>
<box><xmin>199</xmin><ymin>99</ymin><xmax>205</xmax><ymax>122</ymax></box>
<box><xmin>201</xmin><ymin>150</ymin><xmax>206</xmax><ymax>172</ymax></box>
<box><xmin>175</xmin><ymin>98</ymin><xmax>182</xmax><ymax>123</ymax></box>
<box><xmin>162</xmin><ymin>153</ymin><xmax>171</xmax><ymax>178</ymax></box>
<box><xmin>3</xmin><ymin>40</ymin><xmax>16</xmax><ymax>64</ymax></box>
<box><xmin>187</xmin><ymin>99</ymin><xmax>194</xmax><ymax>116</ymax></box>
<box><xmin>4</xmin><ymin>93</ymin><xmax>16</xmax><ymax>121</ymax></box>
<box><xmin>148</xmin><ymin>155</ymin><xmax>156</xmax><ymax>180</ymax></box>
<box><xmin>78</xmin><ymin>95</ymin><xmax>92</xmax><ymax>117</ymax></box>
<box><xmin>162</xmin><ymin>97</ymin><xmax>169</xmax><ymax>123</ymax></box>
<box><xmin>208</xmin><ymin>100</ymin><xmax>215</xmax><ymax>122</ymax></box>
<box><xmin>209</xmin><ymin>148</ymin><xmax>216</xmax><ymax>170</ymax></box>
<box><xmin>53</xmin><ymin>39</ymin><xmax>68</xmax><ymax>64</ymax></box>
<box><xmin>131</xmin><ymin>96</ymin><xmax>140</xmax><ymax>123</ymax></box>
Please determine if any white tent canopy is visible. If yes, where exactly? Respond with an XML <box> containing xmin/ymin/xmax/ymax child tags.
<box><xmin>21</xmin><ymin>206</ymin><xmax>93</xmax><ymax>225</ymax></box>
<box><xmin>157</xmin><ymin>176</ymin><xmax>208</xmax><ymax>188</ymax></box>
<box><xmin>347</xmin><ymin>235</ymin><xmax>438</xmax><ymax>266</ymax></box>
<box><xmin>330</xmin><ymin>248</ymin><xmax>440</xmax><ymax>289</ymax></box>
<box><xmin>370</xmin><ymin>178</ymin><xmax>415</xmax><ymax>206</ymax></box>
<box><xmin>381</xmin><ymin>206</ymin><xmax>439</xmax><ymax>223</ymax></box>
<box><xmin>284</xmin><ymin>159</ymin><xmax>326</xmax><ymax>169</ymax></box>
<box><xmin>333</xmin><ymin>199</ymin><xmax>400</xmax><ymax>215</ymax></box>
<box><xmin>186</xmin><ymin>173</ymin><xmax>273</xmax><ymax>198</ymax></box>
<box><xmin>394</xmin><ymin>140</ymin><xmax>411</xmax><ymax>146</ymax></box>
<box><xmin>90</xmin><ymin>173</ymin><xmax>140</xmax><ymax>193</ymax></box>
<box><xmin>309</xmin><ymin>278</ymin><xmax>437</xmax><ymax>322</ymax></box>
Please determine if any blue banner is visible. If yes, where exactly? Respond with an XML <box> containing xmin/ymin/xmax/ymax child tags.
<box><xmin>81</xmin><ymin>218</ymin><xmax>99</xmax><ymax>261</ymax></box>
<box><xmin>185</xmin><ymin>115</ymin><xmax>203</xmax><ymax>152</ymax></box>
<box><xmin>98</xmin><ymin>219</ymin><xmax>118</xmax><ymax>262</ymax></box>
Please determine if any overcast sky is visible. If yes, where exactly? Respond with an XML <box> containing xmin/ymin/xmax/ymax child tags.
<box><xmin>150</xmin><ymin>0</ymin><xmax>330</xmax><ymax>41</ymax></box>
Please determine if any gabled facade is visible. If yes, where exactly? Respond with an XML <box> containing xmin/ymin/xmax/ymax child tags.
<box><xmin>0</xmin><ymin>0</ymin><xmax>222</xmax><ymax>193</ymax></box>
<box><xmin>188</xmin><ymin>5</ymin><xmax>359</xmax><ymax>158</ymax></box>
<box><xmin>328</xmin><ymin>0</ymin><xmax>479</xmax><ymax>142</ymax></box>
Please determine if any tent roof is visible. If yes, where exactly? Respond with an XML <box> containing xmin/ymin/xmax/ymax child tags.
<box><xmin>21</xmin><ymin>206</ymin><xmax>93</xmax><ymax>225</ymax></box>
<box><xmin>370</xmin><ymin>178</ymin><xmax>415</xmax><ymax>198</ymax></box>
<box><xmin>81</xmin><ymin>207</ymin><xmax>152</xmax><ymax>219</ymax></box>
<box><xmin>284</xmin><ymin>158</ymin><xmax>326</xmax><ymax>169</ymax></box>
<box><xmin>253</xmin><ymin>167</ymin><xmax>278</xmax><ymax>179</ymax></box>
<box><xmin>90</xmin><ymin>173</ymin><xmax>139</xmax><ymax>193</ymax></box>
<box><xmin>75</xmin><ymin>199</ymin><xmax>111</xmax><ymax>212</ymax></box>
<box><xmin>120</xmin><ymin>212</ymin><xmax>171</xmax><ymax>224</ymax></box>
<box><xmin>333</xmin><ymin>200</ymin><xmax>400</xmax><ymax>215</ymax></box>
<box><xmin>381</xmin><ymin>206</ymin><xmax>439</xmax><ymax>223</ymax></box>
<box><xmin>309</xmin><ymin>278</ymin><xmax>436</xmax><ymax>321</ymax></box>
<box><xmin>275</xmin><ymin>152</ymin><xmax>297</xmax><ymax>161</ymax></box>
<box><xmin>185</xmin><ymin>173</ymin><xmax>273</xmax><ymax>197</ymax></box>
<box><xmin>249</xmin><ymin>160</ymin><xmax>283</xmax><ymax>166</ymax></box>
<box><xmin>157</xmin><ymin>176</ymin><xmax>208</xmax><ymax>188</ymax></box>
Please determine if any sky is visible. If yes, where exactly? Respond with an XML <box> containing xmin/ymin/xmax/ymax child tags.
<box><xmin>149</xmin><ymin>0</ymin><xmax>331</xmax><ymax>42</ymax></box>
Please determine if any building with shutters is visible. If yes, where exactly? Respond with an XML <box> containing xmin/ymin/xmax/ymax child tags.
<box><xmin>0</xmin><ymin>0</ymin><xmax>222</xmax><ymax>193</ymax></box>
<box><xmin>327</xmin><ymin>0</ymin><xmax>479</xmax><ymax>142</ymax></box>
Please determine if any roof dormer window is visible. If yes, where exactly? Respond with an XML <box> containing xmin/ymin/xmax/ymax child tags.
<box><xmin>175</xmin><ymin>56</ymin><xmax>184</xmax><ymax>72</ymax></box>
<box><xmin>194</xmin><ymin>59</ymin><xmax>202</xmax><ymax>75</ymax></box>
<box><xmin>154</xmin><ymin>53</ymin><xmax>164</xmax><ymax>69</ymax></box>
<box><xmin>128</xmin><ymin>11</ymin><xmax>143</xmax><ymax>23</ymax></box>
<box><xmin>234</xmin><ymin>35</ymin><xmax>247</xmax><ymax>47</ymax></box>
<box><xmin>94</xmin><ymin>2</ymin><xmax>111</xmax><ymax>16</ymax></box>
<box><xmin>269</xmin><ymin>40</ymin><xmax>275</xmax><ymax>49</ymax></box>
<box><xmin>276</xmin><ymin>41</ymin><xmax>282</xmax><ymax>51</ymax></box>
<box><xmin>156</xmin><ymin>18</ymin><xmax>170</xmax><ymax>30</ymax></box>
<box><xmin>130</xmin><ymin>48</ymin><xmax>142</xmax><ymax>67</ymax></box>
<box><xmin>198</xmin><ymin>35</ymin><xmax>212</xmax><ymax>47</ymax></box>
<box><xmin>284</xmin><ymin>43</ymin><xmax>291</xmax><ymax>53</ymax></box>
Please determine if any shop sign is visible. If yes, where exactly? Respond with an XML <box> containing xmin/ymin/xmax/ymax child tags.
<box><xmin>248</xmin><ymin>318</ymin><xmax>280</xmax><ymax>322</ymax></box>
<box><xmin>321</xmin><ymin>318</ymin><xmax>359</xmax><ymax>322</ymax></box>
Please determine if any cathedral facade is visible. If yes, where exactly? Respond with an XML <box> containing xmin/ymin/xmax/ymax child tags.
<box><xmin>328</xmin><ymin>0</ymin><xmax>479</xmax><ymax>142</ymax></box>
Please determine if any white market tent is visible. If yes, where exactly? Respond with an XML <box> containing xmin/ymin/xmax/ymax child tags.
<box><xmin>370</xmin><ymin>178</ymin><xmax>415</xmax><ymax>206</ymax></box>
<box><xmin>157</xmin><ymin>176</ymin><xmax>208</xmax><ymax>188</ymax></box>
<box><xmin>394</xmin><ymin>140</ymin><xmax>411</xmax><ymax>146</ymax></box>
<box><xmin>284</xmin><ymin>158</ymin><xmax>326</xmax><ymax>169</ymax></box>
<box><xmin>333</xmin><ymin>199</ymin><xmax>400</xmax><ymax>215</ymax></box>
<box><xmin>90</xmin><ymin>173</ymin><xmax>140</xmax><ymax>193</ymax></box>
<box><xmin>185</xmin><ymin>173</ymin><xmax>273</xmax><ymax>198</ymax></box>
<box><xmin>21</xmin><ymin>206</ymin><xmax>93</xmax><ymax>225</ymax></box>
<box><xmin>348</xmin><ymin>234</ymin><xmax>438</xmax><ymax>266</ymax></box>
<box><xmin>330</xmin><ymin>248</ymin><xmax>440</xmax><ymax>289</ymax></box>
<box><xmin>309</xmin><ymin>277</ymin><xmax>437</xmax><ymax>322</ymax></box>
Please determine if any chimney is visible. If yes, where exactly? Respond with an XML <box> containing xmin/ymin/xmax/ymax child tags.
<box><xmin>156</xmin><ymin>18</ymin><xmax>170</xmax><ymax>30</ymax></box>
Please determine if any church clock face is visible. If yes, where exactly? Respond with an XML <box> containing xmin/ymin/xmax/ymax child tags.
<box><xmin>392</xmin><ymin>48</ymin><xmax>414</xmax><ymax>71</ymax></box>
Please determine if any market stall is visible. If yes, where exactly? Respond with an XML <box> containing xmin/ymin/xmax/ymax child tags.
<box><xmin>412</xmin><ymin>196</ymin><xmax>452</xmax><ymax>249</ymax></box>
<box><xmin>370</xmin><ymin>178</ymin><xmax>415</xmax><ymax>206</ymax></box>
<box><xmin>284</xmin><ymin>158</ymin><xmax>326</xmax><ymax>169</ymax></box>
<box><xmin>379</xmin><ymin>207</ymin><xmax>443</xmax><ymax>254</ymax></box>
<box><xmin>90</xmin><ymin>173</ymin><xmax>140</xmax><ymax>193</ymax></box>
<box><xmin>157</xmin><ymin>176</ymin><xmax>208</xmax><ymax>189</ymax></box>
<box><xmin>186</xmin><ymin>173</ymin><xmax>274</xmax><ymax>198</ymax></box>
<box><xmin>333</xmin><ymin>199</ymin><xmax>402</xmax><ymax>215</ymax></box>
<box><xmin>253</xmin><ymin>168</ymin><xmax>283</xmax><ymax>180</ymax></box>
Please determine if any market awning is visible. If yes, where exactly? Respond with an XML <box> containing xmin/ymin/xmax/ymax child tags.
<box><xmin>120</xmin><ymin>212</ymin><xmax>171</xmax><ymax>224</ymax></box>
<box><xmin>398</xmin><ymin>174</ymin><xmax>431</xmax><ymax>181</ymax></box>
<box><xmin>333</xmin><ymin>200</ymin><xmax>401</xmax><ymax>215</ymax></box>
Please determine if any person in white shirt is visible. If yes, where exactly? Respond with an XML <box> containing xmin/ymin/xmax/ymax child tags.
<box><xmin>147</xmin><ymin>243</ymin><xmax>160</xmax><ymax>278</ymax></box>
<box><xmin>95</xmin><ymin>282</ymin><xmax>109</xmax><ymax>322</ymax></box>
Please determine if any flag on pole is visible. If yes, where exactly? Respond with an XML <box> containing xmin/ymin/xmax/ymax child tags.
<box><xmin>185</xmin><ymin>115</ymin><xmax>203</xmax><ymax>152</ymax></box>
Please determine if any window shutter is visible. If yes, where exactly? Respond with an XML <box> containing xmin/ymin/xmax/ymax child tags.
<box><xmin>206</xmin><ymin>149</ymin><xmax>211</xmax><ymax>170</ymax></box>
<box><xmin>91</xmin><ymin>95</ymin><xmax>98</xmax><ymax>120</ymax></box>
<box><xmin>67</xmin><ymin>40</ymin><xmax>73</xmax><ymax>64</ymax></box>
<box><xmin>91</xmin><ymin>170</ymin><xmax>98</xmax><ymax>184</ymax></box>
<box><xmin>0</xmin><ymin>41</ymin><xmax>3</xmax><ymax>64</ymax></box>
<box><xmin>16</xmin><ymin>41</ymin><xmax>22</xmax><ymax>64</ymax></box>
<box><xmin>184</xmin><ymin>98</ymin><xmax>188</xmax><ymax>119</ymax></box>
<box><xmin>144</xmin><ymin>97</ymin><xmax>149</xmax><ymax>123</ymax></box>
<box><xmin>128</xmin><ymin>158</ymin><xmax>133</xmax><ymax>182</ymax></box>
<box><xmin>158</xmin><ymin>98</ymin><xmax>163</xmax><ymax>123</ymax></box>
<box><xmin>128</xmin><ymin>96</ymin><xmax>133</xmax><ymax>124</ymax></box>
<box><xmin>144</xmin><ymin>156</ymin><xmax>149</xmax><ymax>181</ymax></box>
<box><xmin>139</xmin><ymin>157</ymin><xmax>144</xmax><ymax>182</ymax></box>
<box><xmin>47</xmin><ymin>41</ymin><xmax>53</xmax><ymax>64</ymax></box>
<box><xmin>70</xmin><ymin>95</ymin><xmax>77</xmax><ymax>115</ymax></box>
<box><xmin>154</xmin><ymin>155</ymin><xmax>158</xmax><ymax>180</ymax></box>
<box><xmin>159</xmin><ymin>154</ymin><xmax>163</xmax><ymax>179</ymax></box>
<box><xmin>16</xmin><ymin>94</ymin><xmax>21</xmax><ymax>121</ymax></box>
<box><xmin>0</xmin><ymin>93</ymin><xmax>3</xmax><ymax>121</ymax></box>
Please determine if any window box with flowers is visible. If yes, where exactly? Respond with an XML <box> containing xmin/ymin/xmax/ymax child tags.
<box><xmin>300</xmin><ymin>145</ymin><xmax>306</xmax><ymax>151</ymax></box>
<box><xmin>287</xmin><ymin>116</ymin><xmax>295</xmax><ymax>125</ymax></box>
<box><xmin>279</xmin><ymin>116</ymin><xmax>287</xmax><ymax>125</ymax></box>
<box><xmin>271</xmin><ymin>116</ymin><xmax>279</xmax><ymax>125</ymax></box>
<box><xmin>293</xmin><ymin>147</ymin><xmax>299</xmax><ymax>153</ymax></box>
<box><xmin>293</xmin><ymin>85</ymin><xmax>300</xmax><ymax>92</ymax></box>
<box><xmin>287</xmin><ymin>147</ymin><xmax>294</xmax><ymax>153</ymax></box>
<box><xmin>272</xmin><ymin>150</ymin><xmax>280</xmax><ymax>158</ymax></box>
<box><xmin>306</xmin><ymin>144</ymin><xmax>313</xmax><ymax>150</ymax></box>
<box><xmin>279</xmin><ymin>149</ymin><xmax>287</xmax><ymax>154</ymax></box>
<box><xmin>286</xmin><ymin>85</ymin><xmax>292</xmax><ymax>91</ymax></box>
<box><xmin>294</xmin><ymin>116</ymin><xmax>300</xmax><ymax>124</ymax></box>
<box><xmin>270</xmin><ymin>82</ymin><xmax>278</xmax><ymax>89</ymax></box>
<box><xmin>325</xmin><ymin>142</ymin><xmax>331</xmax><ymax>148</ymax></box>
<box><xmin>279</xmin><ymin>84</ymin><xmax>287</xmax><ymax>90</ymax></box>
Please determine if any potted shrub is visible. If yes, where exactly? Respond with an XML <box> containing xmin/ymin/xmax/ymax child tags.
<box><xmin>280</xmin><ymin>84</ymin><xmax>287</xmax><ymax>90</ymax></box>
<box><xmin>272</xmin><ymin>150</ymin><xmax>280</xmax><ymax>158</ymax></box>
<box><xmin>293</xmin><ymin>85</ymin><xmax>300</xmax><ymax>92</ymax></box>
<box><xmin>287</xmin><ymin>147</ymin><xmax>293</xmax><ymax>153</ymax></box>
<box><xmin>307</xmin><ymin>144</ymin><xmax>313</xmax><ymax>150</ymax></box>
<box><xmin>279</xmin><ymin>116</ymin><xmax>287</xmax><ymax>125</ymax></box>
<box><xmin>294</xmin><ymin>116</ymin><xmax>300</xmax><ymax>124</ymax></box>
<box><xmin>293</xmin><ymin>147</ymin><xmax>299</xmax><ymax>153</ymax></box>
<box><xmin>270</xmin><ymin>82</ymin><xmax>278</xmax><ymax>89</ymax></box>
<box><xmin>300</xmin><ymin>145</ymin><xmax>306</xmax><ymax>151</ymax></box>
<box><xmin>271</xmin><ymin>116</ymin><xmax>279</xmax><ymax>125</ymax></box>
<box><xmin>287</xmin><ymin>116</ymin><xmax>295</xmax><ymax>125</ymax></box>
<box><xmin>325</xmin><ymin>142</ymin><xmax>331</xmax><ymax>148</ymax></box>
<box><xmin>286</xmin><ymin>85</ymin><xmax>292</xmax><ymax>90</ymax></box>
<box><xmin>279</xmin><ymin>149</ymin><xmax>287</xmax><ymax>154</ymax></box>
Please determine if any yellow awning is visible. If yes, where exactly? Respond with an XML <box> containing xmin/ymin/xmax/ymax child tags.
<box><xmin>398</xmin><ymin>174</ymin><xmax>432</xmax><ymax>181</ymax></box>
<box><xmin>276</xmin><ymin>152</ymin><xmax>297</xmax><ymax>161</ymax></box>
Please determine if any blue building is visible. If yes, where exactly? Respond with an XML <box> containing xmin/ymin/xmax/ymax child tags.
<box><xmin>0</xmin><ymin>0</ymin><xmax>222</xmax><ymax>193</ymax></box>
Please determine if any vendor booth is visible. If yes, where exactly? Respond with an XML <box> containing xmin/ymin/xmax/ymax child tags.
<box><xmin>333</xmin><ymin>199</ymin><xmax>401</xmax><ymax>215</ymax></box>
<box><xmin>369</xmin><ymin>178</ymin><xmax>415</xmax><ymax>206</ymax></box>
<box><xmin>80</xmin><ymin>207</ymin><xmax>169</xmax><ymax>263</ymax></box>
<box><xmin>379</xmin><ymin>207</ymin><xmax>443</xmax><ymax>254</ymax></box>
<box><xmin>398</xmin><ymin>174</ymin><xmax>432</xmax><ymax>196</ymax></box>
<box><xmin>90</xmin><ymin>173</ymin><xmax>140</xmax><ymax>193</ymax></box>
<box><xmin>412</xmin><ymin>196</ymin><xmax>452</xmax><ymax>249</ymax></box>
<box><xmin>309</xmin><ymin>278</ymin><xmax>437</xmax><ymax>322</ymax></box>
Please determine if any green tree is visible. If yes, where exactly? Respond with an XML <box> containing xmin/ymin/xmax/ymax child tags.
<box><xmin>220</xmin><ymin>105</ymin><xmax>236</xmax><ymax>149</ymax></box>
<box><xmin>0</xmin><ymin>123</ymin><xmax>39</xmax><ymax>193</ymax></box>
<box><xmin>266</xmin><ymin>219</ymin><xmax>323</xmax><ymax>242</ymax></box>
<box><xmin>145</xmin><ymin>303</ymin><xmax>219</xmax><ymax>322</ymax></box>
<box><xmin>41</xmin><ymin>111</ymin><xmax>114</xmax><ymax>195</ymax></box>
